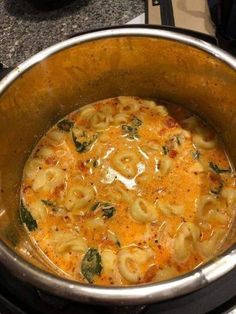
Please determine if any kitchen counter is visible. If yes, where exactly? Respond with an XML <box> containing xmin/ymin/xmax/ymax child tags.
<box><xmin>0</xmin><ymin>0</ymin><xmax>144</xmax><ymax>67</ymax></box>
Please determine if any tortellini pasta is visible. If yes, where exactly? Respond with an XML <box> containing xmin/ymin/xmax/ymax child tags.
<box><xmin>141</xmin><ymin>140</ymin><xmax>161</xmax><ymax>153</ymax></box>
<box><xmin>189</xmin><ymin>161</ymin><xmax>205</xmax><ymax>173</ymax></box>
<box><xmin>49</xmin><ymin>232</ymin><xmax>87</xmax><ymax>254</ymax></box>
<box><xmin>79</xmin><ymin>104</ymin><xmax>96</xmax><ymax>120</ymax></box>
<box><xmin>159</xmin><ymin>157</ymin><xmax>172</xmax><ymax>176</ymax></box>
<box><xmin>101</xmin><ymin>249</ymin><xmax>116</xmax><ymax>274</ymax></box>
<box><xmin>182</xmin><ymin>116</ymin><xmax>199</xmax><ymax>130</ymax></box>
<box><xmin>182</xmin><ymin>116</ymin><xmax>216</xmax><ymax>149</ymax></box>
<box><xmin>112</xmin><ymin>150</ymin><xmax>140</xmax><ymax>178</ymax></box>
<box><xmin>118</xmin><ymin>96</ymin><xmax>140</xmax><ymax>114</ymax></box>
<box><xmin>159</xmin><ymin>202</ymin><xmax>184</xmax><ymax>216</ymax></box>
<box><xmin>113</xmin><ymin>113</ymin><xmax>130</xmax><ymax>125</ymax></box>
<box><xmin>101</xmin><ymin>249</ymin><xmax>122</xmax><ymax>284</ymax></box>
<box><xmin>32</xmin><ymin>167</ymin><xmax>66</xmax><ymax>193</ymax></box>
<box><xmin>90</xmin><ymin>111</ymin><xmax>112</xmax><ymax>131</ymax></box>
<box><xmin>129</xmin><ymin>198</ymin><xmax>158</xmax><ymax>223</ymax></box>
<box><xmin>174</xmin><ymin>223</ymin><xmax>200</xmax><ymax>262</ymax></box>
<box><xmin>29</xmin><ymin>200</ymin><xmax>48</xmax><ymax>221</ymax></box>
<box><xmin>65</xmin><ymin>185</ymin><xmax>95</xmax><ymax>214</ymax></box>
<box><xmin>143</xmin><ymin>100</ymin><xmax>168</xmax><ymax>116</ymax></box>
<box><xmin>24</xmin><ymin>158</ymin><xmax>44</xmax><ymax>180</ymax></box>
<box><xmin>103</xmin><ymin>183</ymin><xmax>132</xmax><ymax>204</ymax></box>
<box><xmin>196</xmin><ymin>195</ymin><xmax>228</xmax><ymax>224</ymax></box>
<box><xmin>153</xmin><ymin>266</ymin><xmax>178</xmax><ymax>282</ymax></box>
<box><xmin>198</xmin><ymin>228</ymin><xmax>226</xmax><ymax>258</ymax></box>
<box><xmin>192</xmin><ymin>132</ymin><xmax>216</xmax><ymax>150</ymax></box>
<box><xmin>117</xmin><ymin>247</ymin><xmax>153</xmax><ymax>283</ymax></box>
<box><xmin>47</xmin><ymin>129</ymin><xmax>66</xmax><ymax>146</ymax></box>
<box><xmin>37</xmin><ymin>146</ymin><xmax>54</xmax><ymax>159</ymax></box>
<box><xmin>86</xmin><ymin>217</ymin><xmax>105</xmax><ymax>229</ymax></box>
<box><xmin>222</xmin><ymin>187</ymin><xmax>236</xmax><ymax>207</ymax></box>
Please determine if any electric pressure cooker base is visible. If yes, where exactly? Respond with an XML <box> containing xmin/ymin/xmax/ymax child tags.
<box><xmin>1</xmin><ymin>261</ymin><xmax>236</xmax><ymax>314</ymax></box>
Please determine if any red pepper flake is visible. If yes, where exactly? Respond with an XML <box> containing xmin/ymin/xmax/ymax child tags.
<box><xmin>165</xmin><ymin>117</ymin><xmax>177</xmax><ymax>128</ymax></box>
<box><xmin>22</xmin><ymin>185</ymin><xmax>31</xmax><ymax>193</ymax></box>
<box><xmin>177</xmin><ymin>265</ymin><xmax>182</xmax><ymax>272</ymax></box>
<box><xmin>78</xmin><ymin>161</ymin><xmax>88</xmax><ymax>173</ymax></box>
<box><xmin>45</xmin><ymin>156</ymin><xmax>57</xmax><ymax>165</ymax></box>
<box><xmin>54</xmin><ymin>183</ymin><xmax>65</xmax><ymax>197</ymax></box>
<box><xmin>159</xmin><ymin>128</ymin><xmax>167</xmax><ymax>135</ymax></box>
<box><xmin>169</xmin><ymin>149</ymin><xmax>178</xmax><ymax>158</ymax></box>
<box><xmin>143</xmin><ymin>265</ymin><xmax>158</xmax><ymax>283</ymax></box>
<box><xmin>209</xmin><ymin>173</ymin><xmax>221</xmax><ymax>183</ymax></box>
<box><xmin>101</xmin><ymin>238</ymin><xmax>114</xmax><ymax>246</ymax></box>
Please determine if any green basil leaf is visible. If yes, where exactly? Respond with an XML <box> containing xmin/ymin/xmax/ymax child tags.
<box><xmin>116</xmin><ymin>239</ymin><xmax>121</xmax><ymax>247</ymax></box>
<box><xmin>41</xmin><ymin>199</ymin><xmax>55</xmax><ymax>206</ymax></box>
<box><xmin>90</xmin><ymin>202</ymin><xmax>100</xmax><ymax>211</ymax></box>
<box><xmin>122</xmin><ymin>117</ymin><xmax>142</xmax><ymax>140</ymax></box>
<box><xmin>20</xmin><ymin>201</ymin><xmax>37</xmax><ymax>231</ymax></box>
<box><xmin>72</xmin><ymin>131</ymin><xmax>97</xmax><ymax>153</ymax></box>
<box><xmin>57</xmin><ymin>119</ymin><xmax>74</xmax><ymax>132</ymax></box>
<box><xmin>192</xmin><ymin>150</ymin><xmax>200</xmax><ymax>160</ymax></box>
<box><xmin>209</xmin><ymin>162</ymin><xmax>231</xmax><ymax>174</ymax></box>
<box><xmin>175</xmin><ymin>135</ymin><xmax>181</xmax><ymax>146</ymax></box>
<box><xmin>210</xmin><ymin>181</ymin><xmax>223</xmax><ymax>196</ymax></box>
<box><xmin>81</xmin><ymin>248</ymin><xmax>102</xmax><ymax>283</ymax></box>
<box><xmin>101</xmin><ymin>203</ymin><xmax>116</xmax><ymax>218</ymax></box>
<box><xmin>162</xmin><ymin>146</ymin><xmax>169</xmax><ymax>155</ymax></box>
<box><xmin>132</xmin><ymin>116</ymin><xmax>142</xmax><ymax>127</ymax></box>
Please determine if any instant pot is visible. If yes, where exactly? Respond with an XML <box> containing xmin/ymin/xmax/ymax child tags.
<box><xmin>0</xmin><ymin>1</ymin><xmax>236</xmax><ymax>313</ymax></box>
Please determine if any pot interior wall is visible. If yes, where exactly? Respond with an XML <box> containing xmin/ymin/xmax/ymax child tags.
<box><xmin>0</xmin><ymin>35</ymin><xmax>236</xmax><ymax>271</ymax></box>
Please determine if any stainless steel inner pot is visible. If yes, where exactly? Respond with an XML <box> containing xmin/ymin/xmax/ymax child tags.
<box><xmin>0</xmin><ymin>27</ymin><xmax>236</xmax><ymax>305</ymax></box>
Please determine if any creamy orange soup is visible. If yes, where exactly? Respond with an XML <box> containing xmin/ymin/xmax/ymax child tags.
<box><xmin>20</xmin><ymin>96</ymin><xmax>235</xmax><ymax>285</ymax></box>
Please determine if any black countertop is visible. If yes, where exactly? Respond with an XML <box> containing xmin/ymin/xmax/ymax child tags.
<box><xmin>0</xmin><ymin>0</ymin><xmax>144</xmax><ymax>67</ymax></box>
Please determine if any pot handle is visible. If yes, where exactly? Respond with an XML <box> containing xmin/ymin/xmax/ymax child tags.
<box><xmin>146</xmin><ymin>0</ymin><xmax>175</xmax><ymax>26</ymax></box>
<box><xmin>0</xmin><ymin>63</ymin><xmax>13</xmax><ymax>80</ymax></box>
<box><xmin>145</xmin><ymin>0</ymin><xmax>217</xmax><ymax>45</ymax></box>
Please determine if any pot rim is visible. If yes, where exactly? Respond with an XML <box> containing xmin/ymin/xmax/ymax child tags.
<box><xmin>0</xmin><ymin>26</ymin><xmax>236</xmax><ymax>305</ymax></box>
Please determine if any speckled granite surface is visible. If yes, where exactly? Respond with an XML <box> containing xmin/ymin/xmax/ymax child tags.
<box><xmin>0</xmin><ymin>0</ymin><xmax>144</xmax><ymax>67</ymax></box>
